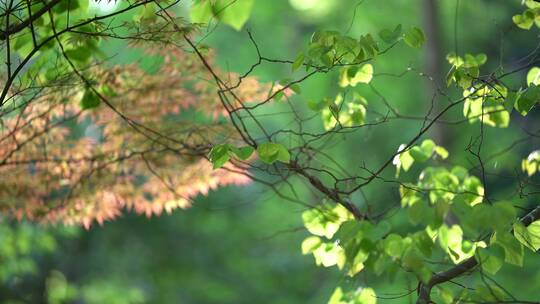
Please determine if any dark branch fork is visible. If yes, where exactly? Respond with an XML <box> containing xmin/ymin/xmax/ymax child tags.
<box><xmin>0</xmin><ymin>0</ymin><xmax>62</xmax><ymax>40</ymax></box>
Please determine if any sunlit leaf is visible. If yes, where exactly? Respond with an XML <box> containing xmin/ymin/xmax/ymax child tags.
<box><xmin>355</xmin><ymin>287</ymin><xmax>377</xmax><ymax>304</ymax></box>
<box><xmin>302</xmin><ymin>204</ymin><xmax>354</xmax><ymax>239</ymax></box>
<box><xmin>513</xmin><ymin>10</ymin><xmax>535</xmax><ymax>30</ymax></box>
<box><xmin>340</xmin><ymin>64</ymin><xmax>373</xmax><ymax>87</ymax></box>
<box><xmin>301</xmin><ymin>236</ymin><xmax>322</xmax><ymax>254</ymax></box>
<box><xmin>527</xmin><ymin>67</ymin><xmax>540</xmax><ymax>86</ymax></box>
<box><xmin>514</xmin><ymin>220</ymin><xmax>540</xmax><ymax>252</ymax></box>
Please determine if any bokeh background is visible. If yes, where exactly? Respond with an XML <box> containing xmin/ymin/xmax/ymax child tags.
<box><xmin>1</xmin><ymin>0</ymin><xmax>539</xmax><ymax>303</ymax></box>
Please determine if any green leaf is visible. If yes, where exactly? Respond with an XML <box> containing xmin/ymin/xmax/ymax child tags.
<box><xmin>384</xmin><ymin>234</ymin><xmax>404</xmax><ymax>258</ymax></box>
<box><xmin>99</xmin><ymin>85</ymin><xmax>117</xmax><ymax>98</ymax></box>
<box><xmin>475</xmin><ymin>53</ymin><xmax>487</xmax><ymax>66</ymax></box>
<box><xmin>446</xmin><ymin>52</ymin><xmax>464</xmax><ymax>67</ymax></box>
<box><xmin>352</xmin><ymin>64</ymin><xmax>373</xmax><ymax>85</ymax></box>
<box><xmin>348</xmin><ymin>249</ymin><xmax>368</xmax><ymax>276</ymax></box>
<box><xmin>408</xmin><ymin>199</ymin><xmax>431</xmax><ymax>225</ymax></box>
<box><xmin>454</xmin><ymin>66</ymin><xmax>476</xmax><ymax>88</ymax></box>
<box><xmin>492</xmin><ymin>232</ymin><xmax>524</xmax><ymax>266</ymax></box>
<box><xmin>358</xmin><ymin>34</ymin><xmax>379</xmax><ymax>59</ymax></box>
<box><xmin>369</xmin><ymin>221</ymin><xmax>391</xmax><ymax>241</ymax></box>
<box><xmin>522</xmin><ymin>150</ymin><xmax>540</xmax><ymax>176</ymax></box>
<box><xmin>208</xmin><ymin>144</ymin><xmax>230</xmax><ymax>169</ymax></box>
<box><xmin>403</xmin><ymin>27</ymin><xmax>425</xmax><ymax>48</ymax></box>
<box><xmin>402</xmin><ymin>247</ymin><xmax>430</xmax><ymax>282</ymax></box>
<box><xmin>436</xmin><ymin>286</ymin><xmax>454</xmax><ymax>304</ymax></box>
<box><xmin>513</xmin><ymin>11</ymin><xmax>535</xmax><ymax>30</ymax></box>
<box><xmin>379</xmin><ymin>24</ymin><xmax>402</xmax><ymax>44</ymax></box>
<box><xmin>135</xmin><ymin>3</ymin><xmax>158</xmax><ymax>22</ymax></box>
<box><xmin>321</xmin><ymin>94</ymin><xmax>367</xmax><ymax>130</ymax></box>
<box><xmin>476</xmin><ymin>245</ymin><xmax>505</xmax><ymax>275</ymax></box>
<box><xmin>526</xmin><ymin>0</ymin><xmax>540</xmax><ymax>8</ymax></box>
<box><xmin>400</xmin><ymin>151</ymin><xmax>415</xmax><ymax>172</ymax></box>
<box><xmin>434</xmin><ymin>146</ymin><xmax>449</xmax><ymax>159</ymax></box>
<box><xmin>515</xmin><ymin>85</ymin><xmax>540</xmax><ymax>116</ymax></box>
<box><xmin>80</xmin><ymin>89</ymin><xmax>100</xmax><ymax>109</ymax></box>
<box><xmin>463</xmin><ymin>86</ymin><xmax>510</xmax><ymax>127</ymax></box>
<box><xmin>289</xmin><ymin>84</ymin><xmax>302</xmax><ymax>94</ymax></box>
<box><xmin>311</xmin><ymin>242</ymin><xmax>343</xmax><ymax>267</ymax></box>
<box><xmin>308</xmin><ymin>98</ymin><xmax>331</xmax><ymax>111</ymax></box>
<box><xmin>215</xmin><ymin>0</ymin><xmax>254</xmax><ymax>30</ymax></box>
<box><xmin>257</xmin><ymin>142</ymin><xmax>290</xmax><ymax>164</ymax></box>
<box><xmin>191</xmin><ymin>0</ymin><xmax>254</xmax><ymax>30</ymax></box>
<box><xmin>446</xmin><ymin>65</ymin><xmax>457</xmax><ymax>87</ymax></box>
<box><xmin>470</xmin><ymin>201</ymin><xmax>515</xmax><ymax>233</ymax></box>
<box><xmin>13</xmin><ymin>32</ymin><xmax>33</xmax><ymax>56</ymax></box>
<box><xmin>190</xmin><ymin>0</ymin><xmax>213</xmax><ymax>24</ymax></box>
<box><xmin>514</xmin><ymin>220</ymin><xmax>540</xmax><ymax>252</ymax></box>
<box><xmin>373</xmin><ymin>253</ymin><xmax>392</xmax><ymax>276</ymax></box>
<box><xmin>292</xmin><ymin>52</ymin><xmax>305</xmax><ymax>72</ymax></box>
<box><xmin>355</xmin><ymin>287</ymin><xmax>376</xmax><ymax>304</ymax></box>
<box><xmin>230</xmin><ymin>146</ymin><xmax>254</xmax><ymax>160</ymax></box>
<box><xmin>303</xmin><ymin>204</ymin><xmax>353</xmax><ymax>239</ymax></box>
<box><xmin>64</xmin><ymin>48</ymin><xmax>92</xmax><ymax>63</ymax></box>
<box><xmin>409</xmin><ymin>140</ymin><xmax>435</xmax><ymax>162</ymax></box>
<box><xmin>414</xmin><ymin>231</ymin><xmax>434</xmax><ymax>258</ymax></box>
<box><xmin>527</xmin><ymin>67</ymin><xmax>540</xmax><ymax>86</ymax></box>
<box><xmin>301</xmin><ymin>236</ymin><xmax>322</xmax><ymax>254</ymax></box>
<box><xmin>492</xmin><ymin>201</ymin><xmax>517</xmax><ymax>230</ymax></box>
<box><xmin>273</xmin><ymin>90</ymin><xmax>284</xmax><ymax>102</ymax></box>
<box><xmin>462</xmin><ymin>53</ymin><xmax>487</xmax><ymax>68</ymax></box>
<box><xmin>461</xmin><ymin>176</ymin><xmax>484</xmax><ymax>206</ymax></box>
<box><xmin>340</xmin><ymin>65</ymin><xmax>373</xmax><ymax>87</ymax></box>
<box><xmin>328</xmin><ymin>287</ymin><xmax>345</xmax><ymax>304</ymax></box>
<box><xmin>438</xmin><ymin>225</ymin><xmax>469</xmax><ymax>263</ymax></box>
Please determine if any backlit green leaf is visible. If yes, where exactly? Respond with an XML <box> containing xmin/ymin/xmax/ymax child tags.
<box><xmin>514</xmin><ymin>220</ymin><xmax>540</xmax><ymax>252</ymax></box>
<box><xmin>355</xmin><ymin>287</ymin><xmax>376</xmax><ymax>304</ymax></box>
<box><xmin>527</xmin><ymin>67</ymin><xmax>540</xmax><ymax>86</ymax></box>
<box><xmin>513</xmin><ymin>10</ymin><xmax>535</xmax><ymax>30</ymax></box>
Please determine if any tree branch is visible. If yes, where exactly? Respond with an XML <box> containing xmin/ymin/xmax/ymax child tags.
<box><xmin>0</xmin><ymin>0</ymin><xmax>62</xmax><ymax>40</ymax></box>
<box><xmin>416</xmin><ymin>205</ymin><xmax>540</xmax><ymax>304</ymax></box>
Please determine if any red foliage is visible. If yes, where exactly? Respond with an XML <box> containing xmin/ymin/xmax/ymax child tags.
<box><xmin>0</xmin><ymin>47</ymin><xmax>266</xmax><ymax>228</ymax></box>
